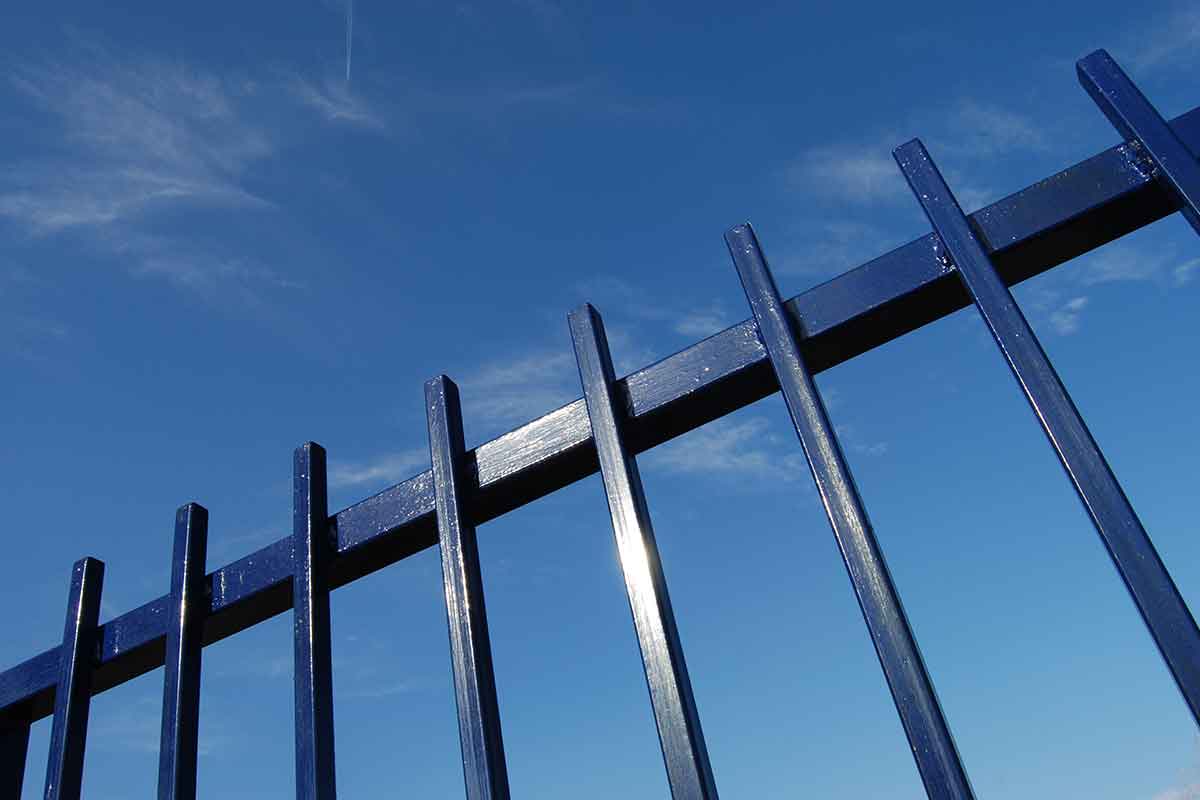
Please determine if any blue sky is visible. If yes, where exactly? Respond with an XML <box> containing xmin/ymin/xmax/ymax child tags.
<box><xmin>3</xmin><ymin>1</ymin><xmax>1200</xmax><ymax>798</ymax></box>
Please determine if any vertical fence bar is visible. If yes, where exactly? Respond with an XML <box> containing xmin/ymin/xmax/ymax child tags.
<box><xmin>43</xmin><ymin>557</ymin><xmax>104</xmax><ymax>800</ymax></box>
<box><xmin>723</xmin><ymin>225</ymin><xmax>974</xmax><ymax>800</ymax></box>
<box><xmin>1077</xmin><ymin>49</ymin><xmax>1200</xmax><ymax>234</ymax></box>
<box><xmin>0</xmin><ymin>719</ymin><xmax>30</xmax><ymax>798</ymax></box>
<box><xmin>426</xmin><ymin>376</ymin><xmax>511</xmax><ymax>800</ymax></box>
<box><xmin>158</xmin><ymin>503</ymin><xmax>209</xmax><ymax>800</ymax></box>
<box><xmin>894</xmin><ymin>138</ymin><xmax>1200</xmax><ymax>725</ymax></box>
<box><xmin>293</xmin><ymin>443</ymin><xmax>337</xmax><ymax>800</ymax></box>
<box><xmin>569</xmin><ymin>304</ymin><xmax>720</xmax><ymax>800</ymax></box>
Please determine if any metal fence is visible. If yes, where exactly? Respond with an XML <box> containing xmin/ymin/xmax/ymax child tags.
<box><xmin>3</xmin><ymin>48</ymin><xmax>1199</xmax><ymax>800</ymax></box>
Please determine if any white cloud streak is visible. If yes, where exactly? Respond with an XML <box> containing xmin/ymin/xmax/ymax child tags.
<box><xmin>330</xmin><ymin>449</ymin><xmax>429</xmax><ymax>489</ymax></box>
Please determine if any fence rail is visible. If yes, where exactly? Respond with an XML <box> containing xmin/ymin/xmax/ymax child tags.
<box><xmin>2</xmin><ymin>48</ymin><xmax>1198</xmax><ymax>799</ymax></box>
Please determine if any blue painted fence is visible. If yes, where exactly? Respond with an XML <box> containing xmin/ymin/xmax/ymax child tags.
<box><xmin>2</xmin><ymin>49</ymin><xmax>1198</xmax><ymax>800</ymax></box>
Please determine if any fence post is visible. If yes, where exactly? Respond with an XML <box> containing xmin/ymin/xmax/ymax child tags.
<box><xmin>894</xmin><ymin>137</ymin><xmax>1200</xmax><ymax>726</ymax></box>
<box><xmin>569</xmin><ymin>304</ymin><xmax>720</xmax><ymax>800</ymax></box>
<box><xmin>1077</xmin><ymin>49</ymin><xmax>1200</xmax><ymax>234</ymax></box>
<box><xmin>293</xmin><ymin>443</ymin><xmax>338</xmax><ymax>800</ymax></box>
<box><xmin>158</xmin><ymin>503</ymin><xmax>209</xmax><ymax>800</ymax></box>
<box><xmin>725</xmin><ymin>224</ymin><xmax>975</xmax><ymax>800</ymax></box>
<box><xmin>426</xmin><ymin>376</ymin><xmax>511</xmax><ymax>800</ymax></box>
<box><xmin>44</xmin><ymin>557</ymin><xmax>104</xmax><ymax>800</ymax></box>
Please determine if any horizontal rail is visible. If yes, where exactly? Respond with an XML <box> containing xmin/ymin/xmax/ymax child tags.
<box><xmin>3</xmin><ymin>104</ymin><xmax>1199</xmax><ymax>726</ymax></box>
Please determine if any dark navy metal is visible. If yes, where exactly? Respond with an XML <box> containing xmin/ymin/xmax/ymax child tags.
<box><xmin>0</xmin><ymin>720</ymin><xmax>29</xmax><ymax>797</ymax></box>
<box><xmin>44</xmin><ymin>558</ymin><xmax>104</xmax><ymax>800</ymax></box>
<box><xmin>158</xmin><ymin>503</ymin><xmax>209</xmax><ymax>800</ymax></box>
<box><xmin>293</xmin><ymin>443</ymin><xmax>337</xmax><ymax>800</ymax></box>
<box><xmin>569</xmin><ymin>304</ymin><xmax>719</xmax><ymax>800</ymax></box>
<box><xmin>724</xmin><ymin>225</ymin><xmax>975</xmax><ymax>800</ymax></box>
<box><xmin>426</xmin><ymin>375</ymin><xmax>511</xmax><ymax>800</ymax></box>
<box><xmin>1077</xmin><ymin>49</ymin><xmax>1200</xmax><ymax>234</ymax></box>
<box><xmin>894</xmin><ymin>138</ymin><xmax>1200</xmax><ymax>725</ymax></box>
<box><xmin>6</xmin><ymin>95</ymin><xmax>1200</xmax><ymax>731</ymax></box>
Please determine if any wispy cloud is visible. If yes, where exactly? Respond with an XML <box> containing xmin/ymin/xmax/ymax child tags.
<box><xmin>287</xmin><ymin>74</ymin><xmax>384</xmax><ymax>130</ymax></box>
<box><xmin>1155</xmin><ymin>785</ymin><xmax>1200</xmax><ymax>800</ymax></box>
<box><xmin>91</xmin><ymin>692</ymin><xmax>234</xmax><ymax>756</ymax></box>
<box><xmin>786</xmin><ymin>144</ymin><xmax>904</xmax><ymax>204</ymax></box>
<box><xmin>644</xmin><ymin>416</ymin><xmax>808</xmax><ymax>485</ymax></box>
<box><xmin>3</xmin><ymin>51</ymin><xmax>272</xmax><ymax>234</ymax></box>
<box><xmin>773</xmin><ymin>219</ymin><xmax>902</xmax><ymax>277</ymax></box>
<box><xmin>577</xmin><ymin>276</ymin><xmax>735</xmax><ymax>341</ymax></box>
<box><xmin>1130</xmin><ymin>6</ymin><xmax>1200</xmax><ymax>72</ymax></box>
<box><xmin>329</xmin><ymin>449</ymin><xmax>429</xmax><ymax>489</ymax></box>
<box><xmin>0</xmin><ymin>40</ymin><xmax>388</xmax><ymax>312</ymax></box>
<box><xmin>460</xmin><ymin>349</ymin><xmax>577</xmax><ymax>429</ymax></box>
<box><xmin>784</xmin><ymin>100</ymin><xmax>1045</xmax><ymax>209</ymax></box>
<box><xmin>1048</xmin><ymin>295</ymin><xmax>1088</xmax><ymax>335</ymax></box>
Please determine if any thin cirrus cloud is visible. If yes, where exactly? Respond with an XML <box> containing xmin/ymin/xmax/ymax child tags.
<box><xmin>2</xmin><ymin>53</ymin><xmax>275</xmax><ymax>235</ymax></box>
<box><xmin>0</xmin><ymin>43</ymin><xmax>386</xmax><ymax>308</ymax></box>
<box><xmin>783</xmin><ymin>100</ymin><xmax>1047</xmax><ymax>209</ymax></box>
<box><xmin>1128</xmin><ymin>5</ymin><xmax>1200</xmax><ymax>72</ymax></box>
<box><xmin>329</xmin><ymin>448</ymin><xmax>430</xmax><ymax>490</ymax></box>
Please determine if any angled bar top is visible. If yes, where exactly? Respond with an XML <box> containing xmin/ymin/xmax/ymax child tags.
<box><xmin>3</xmin><ymin>105</ymin><xmax>1199</xmax><ymax>725</ymax></box>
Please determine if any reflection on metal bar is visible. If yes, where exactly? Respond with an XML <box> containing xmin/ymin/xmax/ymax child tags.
<box><xmin>158</xmin><ymin>503</ymin><xmax>209</xmax><ymax>800</ymax></box>
<box><xmin>894</xmin><ymin>138</ymin><xmax>1200</xmax><ymax>725</ymax></box>
<box><xmin>0</xmin><ymin>716</ymin><xmax>29</xmax><ymax>796</ymax></box>
<box><xmin>1078</xmin><ymin>49</ymin><xmax>1200</xmax><ymax>234</ymax></box>
<box><xmin>426</xmin><ymin>376</ymin><xmax>511</xmax><ymax>800</ymax></box>
<box><xmin>569</xmin><ymin>304</ymin><xmax>719</xmax><ymax>800</ymax></box>
<box><xmin>44</xmin><ymin>558</ymin><xmax>104</xmax><ymax>800</ymax></box>
<box><xmin>724</xmin><ymin>224</ymin><xmax>975</xmax><ymax>800</ymax></box>
<box><xmin>293</xmin><ymin>443</ymin><xmax>338</xmax><ymax>800</ymax></box>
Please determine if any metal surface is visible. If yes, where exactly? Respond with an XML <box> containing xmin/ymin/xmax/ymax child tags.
<box><xmin>5</xmin><ymin>102</ymin><xmax>1197</xmax><ymax>724</ymax></box>
<box><xmin>569</xmin><ymin>304</ymin><xmax>719</xmax><ymax>800</ymax></box>
<box><xmin>0</xmin><ymin>56</ymin><xmax>1197</xmax><ymax>800</ymax></box>
<box><xmin>1077</xmin><ymin>49</ymin><xmax>1200</xmax><ymax>234</ymax></box>
<box><xmin>44</xmin><ymin>558</ymin><xmax>104</xmax><ymax>800</ymax></box>
<box><xmin>894</xmin><ymin>138</ymin><xmax>1200</xmax><ymax>725</ymax></box>
<box><xmin>426</xmin><ymin>376</ymin><xmax>511</xmax><ymax>800</ymax></box>
<box><xmin>293</xmin><ymin>443</ymin><xmax>338</xmax><ymax>800</ymax></box>
<box><xmin>724</xmin><ymin>225</ymin><xmax>975</xmax><ymax>800</ymax></box>
<box><xmin>158</xmin><ymin>503</ymin><xmax>209</xmax><ymax>800</ymax></box>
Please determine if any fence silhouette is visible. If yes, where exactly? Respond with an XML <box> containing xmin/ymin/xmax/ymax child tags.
<box><xmin>3</xmin><ymin>48</ymin><xmax>1199</xmax><ymax>800</ymax></box>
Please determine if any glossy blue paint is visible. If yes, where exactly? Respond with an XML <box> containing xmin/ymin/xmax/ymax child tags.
<box><xmin>44</xmin><ymin>557</ymin><xmax>104</xmax><ymax>800</ymax></box>
<box><xmin>158</xmin><ymin>503</ymin><xmax>208</xmax><ymax>800</ymax></box>
<box><xmin>293</xmin><ymin>443</ymin><xmax>338</xmax><ymax>800</ymax></box>
<box><xmin>1078</xmin><ymin>49</ymin><xmax>1200</xmax><ymax>235</ymax></box>
<box><xmin>2</xmin><ymin>65</ymin><xmax>1200</xmax><ymax>755</ymax></box>
<box><xmin>426</xmin><ymin>376</ymin><xmax>511</xmax><ymax>800</ymax></box>
<box><xmin>569</xmin><ymin>304</ymin><xmax>719</xmax><ymax>800</ymax></box>
<box><xmin>894</xmin><ymin>138</ymin><xmax>1200</xmax><ymax>726</ymax></box>
<box><xmin>724</xmin><ymin>224</ymin><xmax>975</xmax><ymax>800</ymax></box>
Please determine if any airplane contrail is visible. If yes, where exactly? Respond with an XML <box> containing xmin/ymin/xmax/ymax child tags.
<box><xmin>345</xmin><ymin>0</ymin><xmax>354</xmax><ymax>82</ymax></box>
